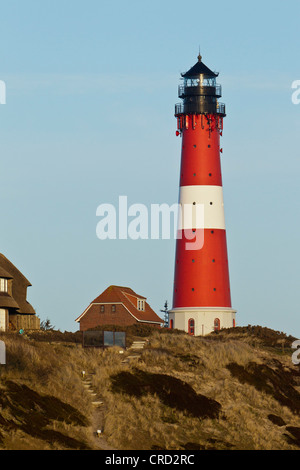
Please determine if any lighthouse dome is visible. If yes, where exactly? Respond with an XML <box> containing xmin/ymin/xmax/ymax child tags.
<box><xmin>181</xmin><ymin>56</ymin><xmax>219</xmax><ymax>79</ymax></box>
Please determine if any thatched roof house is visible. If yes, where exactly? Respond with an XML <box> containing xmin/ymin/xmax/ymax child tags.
<box><xmin>0</xmin><ymin>254</ymin><xmax>39</xmax><ymax>331</ymax></box>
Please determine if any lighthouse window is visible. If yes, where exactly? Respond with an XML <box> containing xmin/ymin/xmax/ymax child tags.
<box><xmin>210</xmin><ymin>202</ymin><xmax>213</xmax><ymax>205</ymax></box>
<box><xmin>193</xmin><ymin>145</ymin><xmax>197</xmax><ymax>148</ymax></box>
<box><xmin>209</xmin><ymin>173</ymin><xmax>212</xmax><ymax>177</ymax></box>
<box><xmin>211</xmin><ymin>230</ymin><xmax>214</xmax><ymax>234</ymax></box>
<box><xmin>208</xmin><ymin>145</ymin><xmax>211</xmax><ymax>148</ymax></box>
<box><xmin>192</xmin><ymin>288</ymin><xmax>195</xmax><ymax>291</ymax></box>
<box><xmin>213</xmin><ymin>288</ymin><xmax>217</xmax><ymax>292</ymax></box>
<box><xmin>212</xmin><ymin>259</ymin><xmax>215</xmax><ymax>263</ymax></box>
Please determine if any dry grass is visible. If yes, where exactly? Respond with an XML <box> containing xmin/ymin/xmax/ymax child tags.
<box><xmin>0</xmin><ymin>326</ymin><xmax>299</xmax><ymax>450</ymax></box>
<box><xmin>90</xmin><ymin>330</ymin><xmax>300</xmax><ymax>450</ymax></box>
<box><xmin>0</xmin><ymin>332</ymin><xmax>101</xmax><ymax>449</ymax></box>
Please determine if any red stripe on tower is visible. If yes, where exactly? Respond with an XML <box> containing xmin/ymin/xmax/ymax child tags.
<box><xmin>169</xmin><ymin>54</ymin><xmax>236</xmax><ymax>336</ymax></box>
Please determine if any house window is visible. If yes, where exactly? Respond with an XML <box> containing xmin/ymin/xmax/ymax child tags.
<box><xmin>188</xmin><ymin>319</ymin><xmax>195</xmax><ymax>336</ymax></box>
<box><xmin>137</xmin><ymin>300</ymin><xmax>145</xmax><ymax>311</ymax></box>
<box><xmin>111</xmin><ymin>305</ymin><xmax>116</xmax><ymax>313</ymax></box>
<box><xmin>100</xmin><ymin>305</ymin><xmax>105</xmax><ymax>313</ymax></box>
<box><xmin>0</xmin><ymin>279</ymin><xmax>8</xmax><ymax>293</ymax></box>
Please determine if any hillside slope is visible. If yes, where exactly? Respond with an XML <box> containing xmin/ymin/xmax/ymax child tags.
<box><xmin>0</xmin><ymin>326</ymin><xmax>299</xmax><ymax>450</ymax></box>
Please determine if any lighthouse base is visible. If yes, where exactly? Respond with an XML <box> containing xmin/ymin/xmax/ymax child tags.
<box><xmin>168</xmin><ymin>307</ymin><xmax>236</xmax><ymax>336</ymax></box>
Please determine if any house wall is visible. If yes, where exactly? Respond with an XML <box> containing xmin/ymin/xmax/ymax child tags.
<box><xmin>7</xmin><ymin>279</ymin><xmax>13</xmax><ymax>296</ymax></box>
<box><xmin>79</xmin><ymin>303</ymin><xmax>139</xmax><ymax>331</ymax></box>
<box><xmin>0</xmin><ymin>309</ymin><xmax>8</xmax><ymax>332</ymax></box>
<box><xmin>9</xmin><ymin>314</ymin><xmax>40</xmax><ymax>331</ymax></box>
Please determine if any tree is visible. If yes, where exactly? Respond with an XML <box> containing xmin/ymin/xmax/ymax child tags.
<box><xmin>160</xmin><ymin>301</ymin><xmax>169</xmax><ymax>328</ymax></box>
<box><xmin>40</xmin><ymin>318</ymin><xmax>54</xmax><ymax>331</ymax></box>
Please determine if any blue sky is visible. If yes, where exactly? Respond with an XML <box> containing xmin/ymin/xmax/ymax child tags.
<box><xmin>0</xmin><ymin>0</ymin><xmax>300</xmax><ymax>336</ymax></box>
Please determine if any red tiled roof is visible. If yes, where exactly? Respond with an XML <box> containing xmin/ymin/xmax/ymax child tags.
<box><xmin>76</xmin><ymin>285</ymin><xmax>163</xmax><ymax>324</ymax></box>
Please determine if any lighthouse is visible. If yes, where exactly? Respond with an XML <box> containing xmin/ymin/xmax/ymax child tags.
<box><xmin>168</xmin><ymin>54</ymin><xmax>236</xmax><ymax>336</ymax></box>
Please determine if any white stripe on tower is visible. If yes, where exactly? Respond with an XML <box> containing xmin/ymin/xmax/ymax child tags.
<box><xmin>178</xmin><ymin>185</ymin><xmax>226</xmax><ymax>230</ymax></box>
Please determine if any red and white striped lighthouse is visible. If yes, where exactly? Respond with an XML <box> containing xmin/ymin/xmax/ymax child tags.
<box><xmin>169</xmin><ymin>54</ymin><xmax>236</xmax><ymax>336</ymax></box>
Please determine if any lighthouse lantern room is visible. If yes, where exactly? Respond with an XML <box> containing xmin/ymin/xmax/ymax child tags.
<box><xmin>169</xmin><ymin>54</ymin><xmax>236</xmax><ymax>336</ymax></box>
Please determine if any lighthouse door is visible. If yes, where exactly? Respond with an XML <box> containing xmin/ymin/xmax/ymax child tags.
<box><xmin>214</xmin><ymin>318</ymin><xmax>220</xmax><ymax>332</ymax></box>
<box><xmin>188</xmin><ymin>319</ymin><xmax>195</xmax><ymax>336</ymax></box>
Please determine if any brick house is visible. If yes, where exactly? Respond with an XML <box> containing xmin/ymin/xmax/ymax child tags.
<box><xmin>76</xmin><ymin>285</ymin><xmax>163</xmax><ymax>331</ymax></box>
<box><xmin>0</xmin><ymin>253</ymin><xmax>40</xmax><ymax>331</ymax></box>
